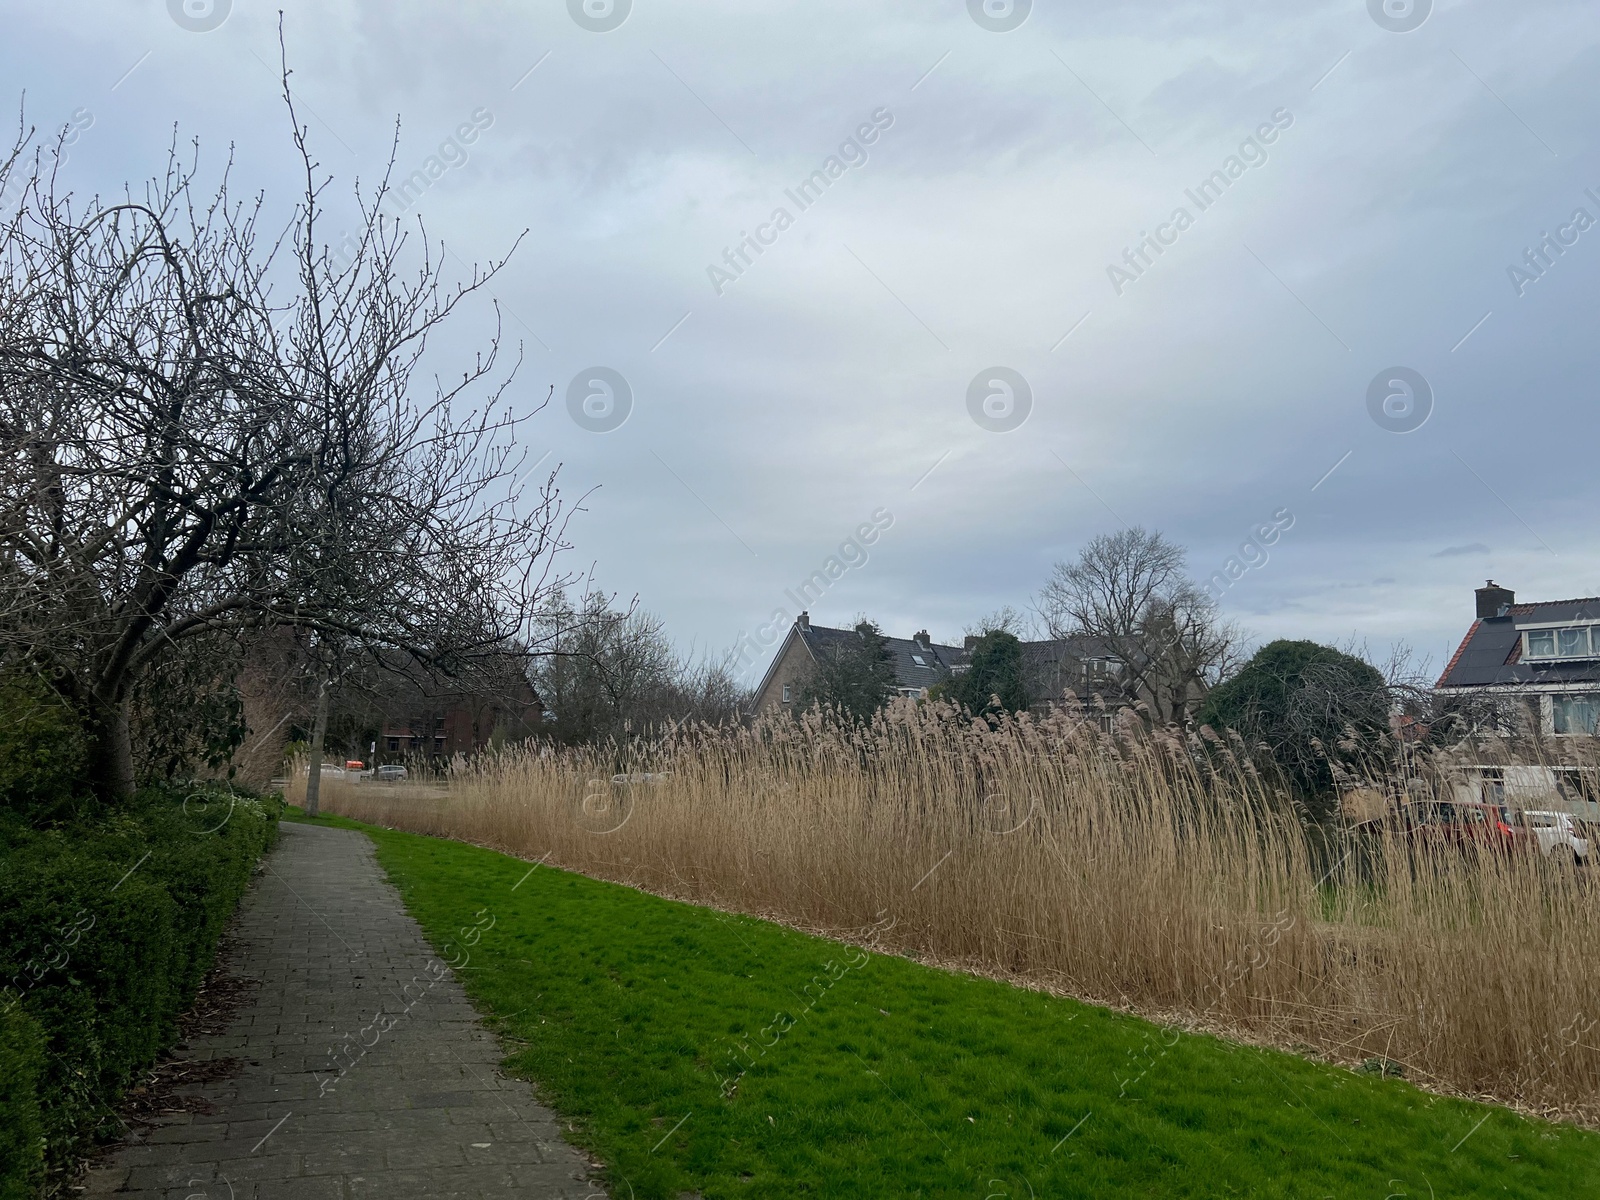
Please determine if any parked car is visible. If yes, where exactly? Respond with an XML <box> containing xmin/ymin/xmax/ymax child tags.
<box><xmin>1403</xmin><ymin>802</ymin><xmax>1590</xmax><ymax>866</ymax></box>
<box><xmin>1402</xmin><ymin>801</ymin><xmax>1519</xmax><ymax>853</ymax></box>
<box><xmin>1512</xmin><ymin>809</ymin><xmax>1589</xmax><ymax>865</ymax></box>
<box><xmin>375</xmin><ymin>764</ymin><xmax>408</xmax><ymax>782</ymax></box>
<box><xmin>1573</xmin><ymin>815</ymin><xmax>1600</xmax><ymax>847</ymax></box>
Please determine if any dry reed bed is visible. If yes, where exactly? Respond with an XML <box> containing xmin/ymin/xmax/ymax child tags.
<box><xmin>296</xmin><ymin>703</ymin><xmax>1600</xmax><ymax>1126</ymax></box>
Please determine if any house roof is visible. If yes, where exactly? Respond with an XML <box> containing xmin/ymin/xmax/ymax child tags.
<box><xmin>1016</xmin><ymin>634</ymin><xmax>1124</xmax><ymax>666</ymax></box>
<box><xmin>754</xmin><ymin>618</ymin><xmax>1129</xmax><ymax>702</ymax></box>
<box><xmin>797</xmin><ymin>622</ymin><xmax>965</xmax><ymax>692</ymax></box>
<box><xmin>1437</xmin><ymin>596</ymin><xmax>1600</xmax><ymax>689</ymax></box>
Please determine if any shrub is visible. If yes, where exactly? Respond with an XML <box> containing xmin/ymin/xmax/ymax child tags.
<box><xmin>0</xmin><ymin>1002</ymin><xmax>45</xmax><ymax>1200</ymax></box>
<box><xmin>128</xmin><ymin>634</ymin><xmax>249</xmax><ymax>785</ymax></box>
<box><xmin>1196</xmin><ymin>639</ymin><xmax>1389</xmax><ymax>810</ymax></box>
<box><xmin>0</xmin><ymin>785</ymin><xmax>278</xmax><ymax>1193</ymax></box>
<box><xmin>0</xmin><ymin>673</ymin><xmax>89</xmax><ymax>825</ymax></box>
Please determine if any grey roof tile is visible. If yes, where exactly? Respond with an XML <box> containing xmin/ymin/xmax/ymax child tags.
<box><xmin>798</xmin><ymin>624</ymin><xmax>962</xmax><ymax>690</ymax></box>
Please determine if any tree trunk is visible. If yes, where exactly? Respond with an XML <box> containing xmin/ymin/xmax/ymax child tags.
<box><xmin>304</xmin><ymin>674</ymin><xmax>331</xmax><ymax>817</ymax></box>
<box><xmin>86</xmin><ymin>691</ymin><xmax>136</xmax><ymax>804</ymax></box>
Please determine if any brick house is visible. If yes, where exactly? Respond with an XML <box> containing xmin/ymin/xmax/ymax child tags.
<box><xmin>1435</xmin><ymin>581</ymin><xmax>1600</xmax><ymax>737</ymax></box>
<box><xmin>374</xmin><ymin>678</ymin><xmax>541</xmax><ymax>761</ymax></box>
<box><xmin>223</xmin><ymin>632</ymin><xmax>541</xmax><ymax>776</ymax></box>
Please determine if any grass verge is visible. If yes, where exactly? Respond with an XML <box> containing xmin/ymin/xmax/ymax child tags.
<box><xmin>289</xmin><ymin>809</ymin><xmax>1600</xmax><ymax>1199</ymax></box>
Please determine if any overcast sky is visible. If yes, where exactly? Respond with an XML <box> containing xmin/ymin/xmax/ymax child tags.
<box><xmin>6</xmin><ymin>0</ymin><xmax>1597</xmax><ymax>682</ymax></box>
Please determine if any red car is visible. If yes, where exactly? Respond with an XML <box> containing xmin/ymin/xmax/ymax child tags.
<box><xmin>1402</xmin><ymin>801</ymin><xmax>1521</xmax><ymax>853</ymax></box>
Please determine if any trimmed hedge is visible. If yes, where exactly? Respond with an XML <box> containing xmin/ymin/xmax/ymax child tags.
<box><xmin>0</xmin><ymin>786</ymin><xmax>278</xmax><ymax>1195</ymax></box>
<box><xmin>0</xmin><ymin>674</ymin><xmax>90</xmax><ymax>827</ymax></box>
<box><xmin>0</xmin><ymin>1003</ymin><xmax>45</xmax><ymax>1200</ymax></box>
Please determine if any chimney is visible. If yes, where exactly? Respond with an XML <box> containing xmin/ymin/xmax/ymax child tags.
<box><xmin>914</xmin><ymin>629</ymin><xmax>930</xmax><ymax>649</ymax></box>
<box><xmin>1475</xmin><ymin>580</ymin><xmax>1514</xmax><ymax>620</ymax></box>
<box><xmin>797</xmin><ymin>611</ymin><xmax>810</xmax><ymax>630</ymax></box>
<box><xmin>964</xmin><ymin>635</ymin><xmax>979</xmax><ymax>651</ymax></box>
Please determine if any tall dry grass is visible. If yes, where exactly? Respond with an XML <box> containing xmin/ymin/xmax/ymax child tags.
<box><xmin>295</xmin><ymin>702</ymin><xmax>1600</xmax><ymax>1125</ymax></box>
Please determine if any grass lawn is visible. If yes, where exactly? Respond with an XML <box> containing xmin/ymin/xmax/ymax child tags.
<box><xmin>287</xmin><ymin>810</ymin><xmax>1600</xmax><ymax>1198</ymax></box>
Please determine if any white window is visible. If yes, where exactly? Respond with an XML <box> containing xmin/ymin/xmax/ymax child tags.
<box><xmin>781</xmin><ymin>684</ymin><xmax>791</xmax><ymax>703</ymax></box>
<box><xmin>1552</xmin><ymin>694</ymin><xmax>1600</xmax><ymax>735</ymax></box>
<box><xmin>1524</xmin><ymin>626</ymin><xmax>1599</xmax><ymax>661</ymax></box>
<box><xmin>911</xmin><ymin>654</ymin><xmax>927</xmax><ymax>667</ymax></box>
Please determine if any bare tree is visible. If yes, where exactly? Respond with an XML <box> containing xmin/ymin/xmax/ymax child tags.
<box><xmin>0</xmin><ymin>57</ymin><xmax>577</xmax><ymax>802</ymax></box>
<box><xmin>528</xmin><ymin>588</ymin><xmax>750</xmax><ymax>744</ymax></box>
<box><xmin>529</xmin><ymin>590</ymin><xmax>671</xmax><ymax>744</ymax></box>
<box><xmin>1036</xmin><ymin>527</ymin><xmax>1238</xmax><ymax>727</ymax></box>
<box><xmin>964</xmin><ymin>605</ymin><xmax>1034</xmax><ymax>639</ymax></box>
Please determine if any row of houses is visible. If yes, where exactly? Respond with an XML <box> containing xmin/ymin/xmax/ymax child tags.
<box><xmin>752</xmin><ymin>581</ymin><xmax>1600</xmax><ymax>740</ymax></box>
<box><xmin>751</xmin><ymin>611</ymin><xmax>1129</xmax><ymax>716</ymax></box>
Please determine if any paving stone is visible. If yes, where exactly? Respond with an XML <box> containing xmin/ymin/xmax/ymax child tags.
<box><xmin>144</xmin><ymin>1122</ymin><xmax>231</xmax><ymax>1146</ymax></box>
<box><xmin>249</xmin><ymin>1179</ymin><xmax>345</xmax><ymax>1200</ymax></box>
<box><xmin>86</xmin><ymin>822</ymin><xmax>607</xmax><ymax>1198</ymax></box>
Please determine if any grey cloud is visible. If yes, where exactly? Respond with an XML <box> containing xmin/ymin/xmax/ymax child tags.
<box><xmin>4</xmin><ymin>0</ymin><xmax>1597</xmax><ymax>668</ymax></box>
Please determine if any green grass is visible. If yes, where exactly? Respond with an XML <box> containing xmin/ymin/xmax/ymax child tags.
<box><xmin>287</xmin><ymin>810</ymin><xmax>1600</xmax><ymax>1198</ymax></box>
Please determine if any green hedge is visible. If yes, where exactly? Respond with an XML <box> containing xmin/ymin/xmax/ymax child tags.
<box><xmin>0</xmin><ymin>674</ymin><xmax>90</xmax><ymax>827</ymax></box>
<box><xmin>0</xmin><ymin>1002</ymin><xmax>45</xmax><ymax>1200</ymax></box>
<box><xmin>0</xmin><ymin>786</ymin><xmax>278</xmax><ymax>1195</ymax></box>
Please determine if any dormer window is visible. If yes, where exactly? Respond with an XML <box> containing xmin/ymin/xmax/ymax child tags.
<box><xmin>1524</xmin><ymin>625</ymin><xmax>1600</xmax><ymax>661</ymax></box>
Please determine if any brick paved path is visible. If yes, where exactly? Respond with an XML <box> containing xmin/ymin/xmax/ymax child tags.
<box><xmin>87</xmin><ymin>821</ymin><xmax>605</xmax><ymax>1200</ymax></box>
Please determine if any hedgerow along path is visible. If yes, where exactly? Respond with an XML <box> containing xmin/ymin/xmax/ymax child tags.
<box><xmin>294</xmin><ymin>809</ymin><xmax>1600</xmax><ymax>1199</ymax></box>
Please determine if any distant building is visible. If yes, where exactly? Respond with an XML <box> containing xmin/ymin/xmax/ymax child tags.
<box><xmin>1010</xmin><ymin>634</ymin><xmax>1130</xmax><ymax>714</ymax></box>
<box><xmin>751</xmin><ymin>613</ymin><xmax>1128</xmax><ymax>716</ymax></box>
<box><xmin>374</xmin><ymin>681</ymin><xmax>537</xmax><ymax>755</ymax></box>
<box><xmin>228</xmin><ymin>631</ymin><xmax>542</xmax><ymax>775</ymax></box>
<box><xmin>1435</xmin><ymin>580</ymin><xmax>1600</xmax><ymax>736</ymax></box>
<box><xmin>751</xmin><ymin>613</ymin><xmax>963</xmax><ymax>713</ymax></box>
<box><xmin>374</xmin><ymin>673</ymin><xmax>541</xmax><ymax>761</ymax></box>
